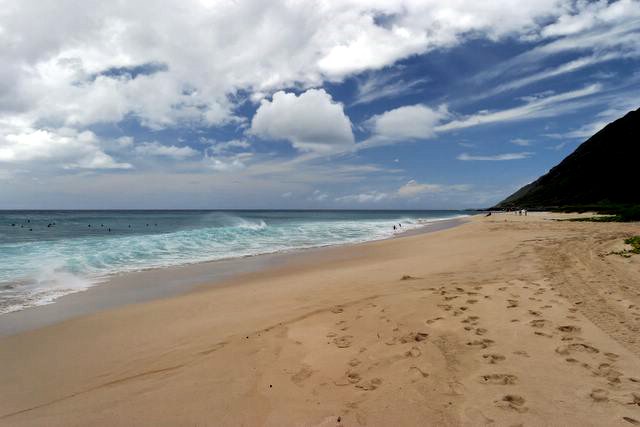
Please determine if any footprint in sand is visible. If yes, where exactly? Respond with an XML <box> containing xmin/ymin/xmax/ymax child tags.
<box><xmin>534</xmin><ymin>331</ymin><xmax>553</xmax><ymax>338</ymax></box>
<box><xmin>557</xmin><ymin>325</ymin><xmax>581</xmax><ymax>334</ymax></box>
<box><xmin>400</xmin><ymin>332</ymin><xmax>429</xmax><ymax>343</ymax></box>
<box><xmin>467</xmin><ymin>339</ymin><xmax>495</xmax><ymax>349</ymax></box>
<box><xmin>623</xmin><ymin>417</ymin><xmax>640</xmax><ymax>425</ymax></box>
<box><xmin>555</xmin><ymin>343</ymin><xmax>599</xmax><ymax>355</ymax></box>
<box><xmin>346</xmin><ymin>371</ymin><xmax>361</xmax><ymax>383</ymax></box>
<box><xmin>513</xmin><ymin>350</ymin><xmax>530</xmax><ymax>358</ymax></box>
<box><xmin>590</xmin><ymin>388</ymin><xmax>609</xmax><ymax>402</ymax></box>
<box><xmin>333</xmin><ymin>335</ymin><xmax>354</xmax><ymax>348</ymax></box>
<box><xmin>409</xmin><ymin>366</ymin><xmax>429</xmax><ymax>379</ymax></box>
<box><xmin>461</xmin><ymin>315</ymin><xmax>480</xmax><ymax>325</ymax></box>
<box><xmin>479</xmin><ymin>373</ymin><xmax>518</xmax><ymax>385</ymax></box>
<box><xmin>291</xmin><ymin>366</ymin><xmax>314</xmax><ymax>385</ymax></box>
<box><xmin>593</xmin><ymin>363</ymin><xmax>623</xmax><ymax>385</ymax></box>
<box><xmin>405</xmin><ymin>346</ymin><xmax>422</xmax><ymax>358</ymax></box>
<box><xmin>467</xmin><ymin>299</ymin><xmax>478</xmax><ymax>304</ymax></box>
<box><xmin>529</xmin><ymin>319</ymin><xmax>548</xmax><ymax>328</ymax></box>
<box><xmin>475</xmin><ymin>328</ymin><xmax>488</xmax><ymax>336</ymax></box>
<box><xmin>355</xmin><ymin>378</ymin><xmax>383</xmax><ymax>391</ymax></box>
<box><xmin>507</xmin><ymin>300</ymin><xmax>519</xmax><ymax>308</ymax></box>
<box><xmin>331</xmin><ymin>306</ymin><xmax>345</xmax><ymax>314</ymax></box>
<box><xmin>386</xmin><ymin>332</ymin><xmax>429</xmax><ymax>345</ymax></box>
<box><xmin>348</xmin><ymin>358</ymin><xmax>361</xmax><ymax>367</ymax></box>
<box><xmin>495</xmin><ymin>395</ymin><xmax>528</xmax><ymax>413</ymax></box>
<box><xmin>528</xmin><ymin>310</ymin><xmax>542</xmax><ymax>316</ymax></box>
<box><xmin>426</xmin><ymin>317</ymin><xmax>443</xmax><ymax>324</ymax></box>
<box><xmin>482</xmin><ymin>353</ymin><xmax>506</xmax><ymax>364</ymax></box>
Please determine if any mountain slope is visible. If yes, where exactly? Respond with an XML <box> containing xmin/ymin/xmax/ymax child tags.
<box><xmin>494</xmin><ymin>107</ymin><xmax>640</xmax><ymax>209</ymax></box>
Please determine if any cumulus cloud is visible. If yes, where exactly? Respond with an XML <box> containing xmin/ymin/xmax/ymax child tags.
<box><xmin>134</xmin><ymin>141</ymin><xmax>199</xmax><ymax>159</ymax></box>
<box><xmin>457</xmin><ymin>152</ymin><xmax>533</xmax><ymax>161</ymax></box>
<box><xmin>0</xmin><ymin>127</ymin><xmax>131</xmax><ymax>170</ymax></box>
<box><xmin>2</xmin><ymin>0</ymin><xmax>622</xmax><ymax>135</ymax></box>
<box><xmin>250</xmin><ymin>89</ymin><xmax>354</xmax><ymax>153</ymax></box>
<box><xmin>367</xmin><ymin>104</ymin><xmax>450</xmax><ymax>140</ymax></box>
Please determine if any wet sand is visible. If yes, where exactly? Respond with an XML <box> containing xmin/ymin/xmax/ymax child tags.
<box><xmin>1</xmin><ymin>213</ymin><xmax>639</xmax><ymax>426</ymax></box>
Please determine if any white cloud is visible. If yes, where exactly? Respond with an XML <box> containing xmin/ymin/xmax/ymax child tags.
<box><xmin>250</xmin><ymin>89</ymin><xmax>354</xmax><ymax>153</ymax></box>
<box><xmin>510</xmin><ymin>138</ymin><xmax>531</xmax><ymax>146</ymax></box>
<box><xmin>436</xmin><ymin>84</ymin><xmax>601</xmax><ymax>131</ymax></box>
<box><xmin>2</xmin><ymin>0</ymin><xmax>617</xmax><ymax>137</ymax></box>
<box><xmin>397</xmin><ymin>180</ymin><xmax>444</xmax><ymax>197</ymax></box>
<box><xmin>310</xmin><ymin>189</ymin><xmax>329</xmax><ymax>202</ymax></box>
<box><xmin>457</xmin><ymin>152</ymin><xmax>533</xmax><ymax>161</ymax></box>
<box><xmin>359</xmin><ymin>83</ymin><xmax>603</xmax><ymax>151</ymax></box>
<box><xmin>352</xmin><ymin>72</ymin><xmax>429</xmax><ymax>106</ymax></box>
<box><xmin>367</xmin><ymin>104</ymin><xmax>450</xmax><ymax>140</ymax></box>
<box><xmin>134</xmin><ymin>141</ymin><xmax>199</xmax><ymax>159</ymax></box>
<box><xmin>336</xmin><ymin>191</ymin><xmax>388</xmax><ymax>203</ymax></box>
<box><xmin>205</xmin><ymin>152</ymin><xmax>253</xmax><ymax>172</ymax></box>
<box><xmin>207</xmin><ymin>139</ymin><xmax>251</xmax><ymax>154</ymax></box>
<box><xmin>0</xmin><ymin>127</ymin><xmax>131</xmax><ymax>170</ymax></box>
<box><xmin>540</xmin><ymin>0</ymin><xmax>640</xmax><ymax>38</ymax></box>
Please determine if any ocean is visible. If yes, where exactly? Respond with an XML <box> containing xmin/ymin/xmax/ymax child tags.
<box><xmin>0</xmin><ymin>210</ymin><xmax>469</xmax><ymax>314</ymax></box>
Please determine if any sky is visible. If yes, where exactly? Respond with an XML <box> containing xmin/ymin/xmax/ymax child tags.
<box><xmin>0</xmin><ymin>0</ymin><xmax>639</xmax><ymax>209</ymax></box>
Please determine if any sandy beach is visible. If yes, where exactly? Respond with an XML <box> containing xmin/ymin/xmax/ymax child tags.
<box><xmin>1</xmin><ymin>213</ymin><xmax>639</xmax><ymax>426</ymax></box>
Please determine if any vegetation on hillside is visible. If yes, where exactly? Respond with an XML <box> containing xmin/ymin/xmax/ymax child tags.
<box><xmin>492</xmin><ymin>108</ymin><xmax>639</xmax><ymax>213</ymax></box>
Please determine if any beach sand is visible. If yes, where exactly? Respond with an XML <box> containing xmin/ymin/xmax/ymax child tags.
<box><xmin>1</xmin><ymin>213</ymin><xmax>639</xmax><ymax>426</ymax></box>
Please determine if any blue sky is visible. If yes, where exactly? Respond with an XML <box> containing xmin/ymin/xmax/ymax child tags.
<box><xmin>0</xmin><ymin>0</ymin><xmax>638</xmax><ymax>209</ymax></box>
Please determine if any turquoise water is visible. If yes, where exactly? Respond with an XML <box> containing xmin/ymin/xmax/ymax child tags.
<box><xmin>0</xmin><ymin>210</ymin><xmax>469</xmax><ymax>313</ymax></box>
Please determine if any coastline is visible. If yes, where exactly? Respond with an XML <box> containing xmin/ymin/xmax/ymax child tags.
<box><xmin>1</xmin><ymin>212</ymin><xmax>639</xmax><ymax>426</ymax></box>
<box><xmin>0</xmin><ymin>217</ymin><xmax>466</xmax><ymax>337</ymax></box>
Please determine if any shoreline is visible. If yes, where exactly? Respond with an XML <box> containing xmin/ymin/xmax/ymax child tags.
<box><xmin>0</xmin><ymin>217</ymin><xmax>466</xmax><ymax>337</ymax></box>
<box><xmin>1</xmin><ymin>212</ymin><xmax>639</xmax><ymax>426</ymax></box>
